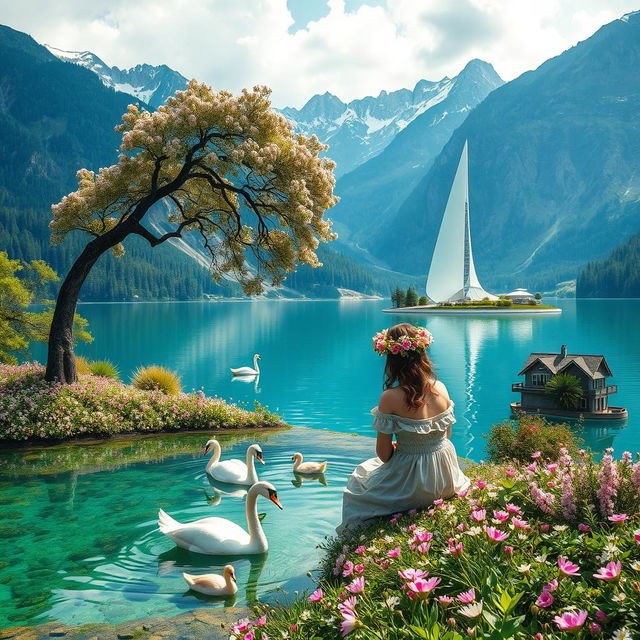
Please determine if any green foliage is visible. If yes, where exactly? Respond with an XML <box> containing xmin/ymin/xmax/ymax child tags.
<box><xmin>89</xmin><ymin>360</ymin><xmax>120</xmax><ymax>380</ymax></box>
<box><xmin>534</xmin><ymin>293</ymin><xmax>542</xmax><ymax>300</ymax></box>
<box><xmin>0</xmin><ymin>362</ymin><xmax>283</xmax><ymax>441</ymax></box>
<box><xmin>391</xmin><ymin>287</ymin><xmax>406</xmax><ymax>307</ymax></box>
<box><xmin>495</xmin><ymin>299</ymin><xmax>513</xmax><ymax>307</ymax></box>
<box><xmin>486</xmin><ymin>414</ymin><xmax>581</xmax><ymax>463</ymax></box>
<box><xmin>545</xmin><ymin>373</ymin><xmax>584</xmax><ymax>410</ymax></box>
<box><xmin>405</xmin><ymin>287</ymin><xmax>419</xmax><ymax>306</ymax></box>
<box><xmin>132</xmin><ymin>365</ymin><xmax>182</xmax><ymax>395</ymax></box>
<box><xmin>418</xmin><ymin>296</ymin><xmax>428</xmax><ymax>306</ymax></box>
<box><xmin>0</xmin><ymin>251</ymin><xmax>91</xmax><ymax>363</ymax></box>
<box><xmin>577</xmin><ymin>230</ymin><xmax>640</xmax><ymax>298</ymax></box>
<box><xmin>247</xmin><ymin>453</ymin><xmax>640</xmax><ymax>639</ymax></box>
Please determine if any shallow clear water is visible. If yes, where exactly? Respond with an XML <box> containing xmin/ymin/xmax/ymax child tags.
<box><xmin>0</xmin><ymin>429</ymin><xmax>372</xmax><ymax>627</ymax></box>
<box><xmin>30</xmin><ymin>298</ymin><xmax>640</xmax><ymax>457</ymax></box>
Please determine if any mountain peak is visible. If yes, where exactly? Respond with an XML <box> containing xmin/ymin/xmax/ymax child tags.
<box><xmin>620</xmin><ymin>9</ymin><xmax>640</xmax><ymax>23</ymax></box>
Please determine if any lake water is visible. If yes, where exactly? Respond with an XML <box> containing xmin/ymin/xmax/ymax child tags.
<box><xmin>6</xmin><ymin>297</ymin><xmax>640</xmax><ymax>628</ymax></box>
<box><xmin>31</xmin><ymin>298</ymin><xmax>640</xmax><ymax>458</ymax></box>
<box><xmin>0</xmin><ymin>428</ymin><xmax>372</xmax><ymax>627</ymax></box>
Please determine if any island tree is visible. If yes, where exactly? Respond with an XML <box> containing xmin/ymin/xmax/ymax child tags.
<box><xmin>45</xmin><ymin>81</ymin><xmax>337</xmax><ymax>383</ymax></box>
<box><xmin>545</xmin><ymin>373</ymin><xmax>584</xmax><ymax>410</ymax></box>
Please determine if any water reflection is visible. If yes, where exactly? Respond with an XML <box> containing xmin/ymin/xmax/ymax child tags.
<box><xmin>231</xmin><ymin>374</ymin><xmax>261</xmax><ymax>393</ymax></box>
<box><xmin>292</xmin><ymin>472</ymin><xmax>328</xmax><ymax>488</ymax></box>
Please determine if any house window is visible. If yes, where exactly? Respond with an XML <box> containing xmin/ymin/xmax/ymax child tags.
<box><xmin>579</xmin><ymin>397</ymin><xmax>587</xmax><ymax>410</ymax></box>
<box><xmin>532</xmin><ymin>373</ymin><xmax>550</xmax><ymax>386</ymax></box>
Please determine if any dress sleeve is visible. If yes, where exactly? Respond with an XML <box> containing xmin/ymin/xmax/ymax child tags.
<box><xmin>370</xmin><ymin>407</ymin><xmax>397</xmax><ymax>434</ymax></box>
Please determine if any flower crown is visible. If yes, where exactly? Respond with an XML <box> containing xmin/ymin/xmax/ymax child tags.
<box><xmin>372</xmin><ymin>327</ymin><xmax>434</xmax><ymax>357</ymax></box>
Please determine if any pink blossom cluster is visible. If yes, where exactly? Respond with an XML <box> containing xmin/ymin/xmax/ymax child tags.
<box><xmin>372</xmin><ymin>327</ymin><xmax>433</xmax><ymax>357</ymax></box>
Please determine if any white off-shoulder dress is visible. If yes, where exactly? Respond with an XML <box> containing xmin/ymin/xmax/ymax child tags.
<box><xmin>338</xmin><ymin>402</ymin><xmax>470</xmax><ymax>533</ymax></box>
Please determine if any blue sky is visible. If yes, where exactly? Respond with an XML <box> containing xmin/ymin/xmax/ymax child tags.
<box><xmin>1</xmin><ymin>0</ymin><xmax>638</xmax><ymax>107</ymax></box>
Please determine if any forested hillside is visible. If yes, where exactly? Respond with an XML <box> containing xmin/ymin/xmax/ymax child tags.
<box><xmin>0</xmin><ymin>24</ymin><xmax>402</xmax><ymax>300</ymax></box>
<box><xmin>577</xmin><ymin>231</ymin><xmax>640</xmax><ymax>298</ymax></box>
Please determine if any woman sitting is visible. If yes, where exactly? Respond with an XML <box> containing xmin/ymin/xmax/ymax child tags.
<box><xmin>338</xmin><ymin>323</ymin><xmax>469</xmax><ymax>533</ymax></box>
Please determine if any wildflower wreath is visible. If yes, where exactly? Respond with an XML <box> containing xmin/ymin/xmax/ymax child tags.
<box><xmin>372</xmin><ymin>327</ymin><xmax>434</xmax><ymax>357</ymax></box>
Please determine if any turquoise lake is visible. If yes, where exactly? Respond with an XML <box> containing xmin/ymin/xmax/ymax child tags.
<box><xmin>4</xmin><ymin>297</ymin><xmax>639</xmax><ymax>628</ymax></box>
<box><xmin>32</xmin><ymin>298</ymin><xmax>640</xmax><ymax>457</ymax></box>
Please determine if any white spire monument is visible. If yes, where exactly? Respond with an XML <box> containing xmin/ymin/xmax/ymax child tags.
<box><xmin>425</xmin><ymin>141</ymin><xmax>497</xmax><ymax>303</ymax></box>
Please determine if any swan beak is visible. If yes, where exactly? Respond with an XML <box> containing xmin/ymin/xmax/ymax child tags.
<box><xmin>203</xmin><ymin>447</ymin><xmax>209</xmax><ymax>456</ymax></box>
<box><xmin>269</xmin><ymin>493</ymin><xmax>283</xmax><ymax>510</ymax></box>
<box><xmin>231</xmin><ymin>574</ymin><xmax>237</xmax><ymax>583</ymax></box>
<box><xmin>256</xmin><ymin>452</ymin><xmax>265</xmax><ymax>465</ymax></box>
<box><xmin>290</xmin><ymin>455</ymin><xmax>295</xmax><ymax>461</ymax></box>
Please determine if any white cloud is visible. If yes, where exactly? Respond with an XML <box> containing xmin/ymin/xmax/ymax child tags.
<box><xmin>1</xmin><ymin>0</ymin><xmax>638</xmax><ymax>107</ymax></box>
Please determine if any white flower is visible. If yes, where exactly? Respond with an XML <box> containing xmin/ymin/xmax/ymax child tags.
<box><xmin>384</xmin><ymin>535</ymin><xmax>395</xmax><ymax>543</ymax></box>
<box><xmin>465</xmin><ymin>527</ymin><xmax>483</xmax><ymax>537</ymax></box>
<box><xmin>604</xmin><ymin>543</ymin><xmax>620</xmax><ymax>554</ymax></box>
<box><xmin>612</xmin><ymin>629</ymin><xmax>634</xmax><ymax>640</ymax></box>
<box><xmin>534</xmin><ymin>554</ymin><xmax>548</xmax><ymax>563</ymax></box>
<box><xmin>385</xmin><ymin>596</ymin><xmax>401</xmax><ymax>609</ymax></box>
<box><xmin>552</xmin><ymin>525</ymin><xmax>568</xmax><ymax>532</ymax></box>
<box><xmin>612</xmin><ymin>592</ymin><xmax>627</xmax><ymax>602</ymax></box>
<box><xmin>459</xmin><ymin>601</ymin><xmax>483</xmax><ymax>618</ymax></box>
<box><xmin>630</xmin><ymin>561</ymin><xmax>640</xmax><ymax>571</ymax></box>
<box><xmin>517</xmin><ymin>564</ymin><xmax>532</xmax><ymax>574</ymax></box>
<box><xmin>300</xmin><ymin>610</ymin><xmax>310</xmax><ymax>620</ymax></box>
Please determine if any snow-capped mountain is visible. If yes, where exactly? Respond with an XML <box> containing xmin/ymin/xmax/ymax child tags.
<box><xmin>280</xmin><ymin>63</ymin><xmax>498</xmax><ymax>177</ymax></box>
<box><xmin>45</xmin><ymin>45</ymin><xmax>188</xmax><ymax>109</ymax></box>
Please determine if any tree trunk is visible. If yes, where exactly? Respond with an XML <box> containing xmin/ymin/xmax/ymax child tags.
<box><xmin>45</xmin><ymin>234</ymin><xmax>122</xmax><ymax>383</ymax></box>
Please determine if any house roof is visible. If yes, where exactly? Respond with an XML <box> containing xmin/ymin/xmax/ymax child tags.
<box><xmin>504</xmin><ymin>289</ymin><xmax>535</xmax><ymax>297</ymax></box>
<box><xmin>518</xmin><ymin>352</ymin><xmax>612</xmax><ymax>378</ymax></box>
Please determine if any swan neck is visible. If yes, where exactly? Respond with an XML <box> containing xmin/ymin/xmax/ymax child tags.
<box><xmin>206</xmin><ymin>442</ymin><xmax>222</xmax><ymax>471</ymax></box>
<box><xmin>245</xmin><ymin>487</ymin><xmax>267</xmax><ymax>551</ymax></box>
<box><xmin>253</xmin><ymin>355</ymin><xmax>260</xmax><ymax>374</ymax></box>
<box><xmin>292</xmin><ymin>456</ymin><xmax>301</xmax><ymax>472</ymax></box>
<box><xmin>246</xmin><ymin>447</ymin><xmax>258</xmax><ymax>484</ymax></box>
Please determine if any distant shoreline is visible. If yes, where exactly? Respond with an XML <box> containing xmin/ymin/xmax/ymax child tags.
<box><xmin>383</xmin><ymin>305</ymin><xmax>562</xmax><ymax>315</ymax></box>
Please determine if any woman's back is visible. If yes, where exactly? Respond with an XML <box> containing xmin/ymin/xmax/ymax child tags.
<box><xmin>378</xmin><ymin>379</ymin><xmax>451</xmax><ymax>421</ymax></box>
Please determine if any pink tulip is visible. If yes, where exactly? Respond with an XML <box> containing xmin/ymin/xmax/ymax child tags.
<box><xmin>417</xmin><ymin>542</ymin><xmax>431</xmax><ymax>554</ymax></box>
<box><xmin>547</xmin><ymin>463</ymin><xmax>559</xmax><ymax>472</ymax></box>
<box><xmin>471</xmin><ymin>509</ymin><xmax>486</xmax><ymax>522</ymax></box>
<box><xmin>457</xmin><ymin>588</ymin><xmax>475</xmax><ymax>603</ymax></box>
<box><xmin>503</xmin><ymin>545</ymin><xmax>513</xmax><ymax>556</ymax></box>
<box><xmin>433</xmin><ymin>498</ymin><xmax>444</xmax><ymax>506</ymax></box>
<box><xmin>308</xmin><ymin>588</ymin><xmax>323</xmax><ymax>602</ymax></box>
<box><xmin>608</xmin><ymin>513</ymin><xmax>628</xmax><ymax>523</ymax></box>
<box><xmin>475</xmin><ymin>481</ymin><xmax>487</xmax><ymax>489</ymax></box>
<box><xmin>342</xmin><ymin>561</ymin><xmax>354</xmax><ymax>577</ymax></box>
<box><xmin>505</xmin><ymin>503</ymin><xmax>522</xmax><ymax>514</ymax></box>
<box><xmin>340</xmin><ymin>609</ymin><xmax>359</xmax><ymax>636</ymax></box>
<box><xmin>593</xmin><ymin>561</ymin><xmax>622</xmax><ymax>581</ymax></box>
<box><xmin>254</xmin><ymin>614</ymin><xmax>267</xmax><ymax>626</ymax></box>
<box><xmin>595</xmin><ymin>610</ymin><xmax>608</xmax><ymax>622</ymax></box>
<box><xmin>406</xmin><ymin>577</ymin><xmax>441</xmax><ymax>599</ymax></box>
<box><xmin>578</xmin><ymin>523</ymin><xmax>591</xmax><ymax>532</ymax></box>
<box><xmin>484</xmin><ymin>527</ymin><xmax>509</xmax><ymax>543</ymax></box>
<box><xmin>355</xmin><ymin>546</ymin><xmax>367</xmax><ymax>554</ymax></box>
<box><xmin>589</xmin><ymin>623</ymin><xmax>602</xmax><ymax>634</ymax></box>
<box><xmin>231</xmin><ymin>618</ymin><xmax>251</xmax><ymax>634</ymax></box>
<box><xmin>553</xmin><ymin>610</ymin><xmax>588</xmax><ymax>632</ymax></box>
<box><xmin>532</xmin><ymin>451</ymin><xmax>542</xmax><ymax>458</ymax></box>
<box><xmin>437</xmin><ymin>595</ymin><xmax>454</xmax><ymax>607</ymax></box>
<box><xmin>414</xmin><ymin>531</ymin><xmax>433</xmax><ymax>543</ymax></box>
<box><xmin>512</xmin><ymin>518</ymin><xmax>528</xmax><ymax>529</ymax></box>
<box><xmin>354</xmin><ymin>564</ymin><xmax>364</xmax><ymax>574</ymax></box>
<box><xmin>386</xmin><ymin>547</ymin><xmax>401</xmax><ymax>558</ymax></box>
<box><xmin>540</xmin><ymin>524</ymin><xmax>550</xmax><ymax>532</ymax></box>
<box><xmin>505</xmin><ymin>467</ymin><xmax>517</xmax><ymax>477</ymax></box>
<box><xmin>346</xmin><ymin>577</ymin><xmax>365</xmax><ymax>594</ymax></box>
<box><xmin>447</xmin><ymin>538</ymin><xmax>464</xmax><ymax>557</ymax></box>
<box><xmin>543</xmin><ymin>579</ymin><xmax>558</xmax><ymax>592</ymax></box>
<box><xmin>526</xmin><ymin>463</ymin><xmax>537</xmax><ymax>473</ymax></box>
<box><xmin>339</xmin><ymin>596</ymin><xmax>357</xmax><ymax>613</ymax></box>
<box><xmin>493</xmin><ymin>510</ymin><xmax>509</xmax><ymax>521</ymax></box>
<box><xmin>398</xmin><ymin>568</ymin><xmax>428</xmax><ymax>581</ymax></box>
<box><xmin>536</xmin><ymin>591</ymin><xmax>554</xmax><ymax>607</ymax></box>
<box><xmin>558</xmin><ymin>557</ymin><xmax>581</xmax><ymax>577</ymax></box>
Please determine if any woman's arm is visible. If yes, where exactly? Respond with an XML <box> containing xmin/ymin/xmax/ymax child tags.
<box><xmin>376</xmin><ymin>433</ymin><xmax>395</xmax><ymax>462</ymax></box>
<box><xmin>376</xmin><ymin>389</ymin><xmax>399</xmax><ymax>462</ymax></box>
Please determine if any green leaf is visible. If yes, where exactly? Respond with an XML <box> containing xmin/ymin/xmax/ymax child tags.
<box><xmin>409</xmin><ymin>626</ymin><xmax>430</xmax><ymax>639</ymax></box>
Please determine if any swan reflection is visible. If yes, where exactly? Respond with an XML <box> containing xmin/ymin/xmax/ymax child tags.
<box><xmin>292</xmin><ymin>471</ymin><xmax>328</xmax><ymax>488</ymax></box>
<box><xmin>231</xmin><ymin>374</ymin><xmax>261</xmax><ymax>393</ymax></box>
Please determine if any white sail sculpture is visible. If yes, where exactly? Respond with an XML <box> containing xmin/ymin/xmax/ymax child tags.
<box><xmin>425</xmin><ymin>141</ymin><xmax>497</xmax><ymax>303</ymax></box>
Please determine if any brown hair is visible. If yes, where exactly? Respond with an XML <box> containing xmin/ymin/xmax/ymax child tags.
<box><xmin>383</xmin><ymin>323</ymin><xmax>436</xmax><ymax>409</ymax></box>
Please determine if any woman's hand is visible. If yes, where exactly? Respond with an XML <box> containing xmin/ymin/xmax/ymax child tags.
<box><xmin>376</xmin><ymin>433</ymin><xmax>395</xmax><ymax>462</ymax></box>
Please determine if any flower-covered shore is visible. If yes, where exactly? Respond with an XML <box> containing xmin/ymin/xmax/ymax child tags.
<box><xmin>237</xmin><ymin>448</ymin><xmax>640</xmax><ymax>639</ymax></box>
<box><xmin>0</xmin><ymin>363</ymin><xmax>284</xmax><ymax>442</ymax></box>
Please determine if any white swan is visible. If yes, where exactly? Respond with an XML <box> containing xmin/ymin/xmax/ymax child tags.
<box><xmin>206</xmin><ymin>442</ymin><xmax>264</xmax><ymax>485</ymax></box>
<box><xmin>230</xmin><ymin>354</ymin><xmax>261</xmax><ymax>376</ymax></box>
<box><xmin>158</xmin><ymin>481</ymin><xmax>283</xmax><ymax>555</ymax></box>
<box><xmin>291</xmin><ymin>452</ymin><xmax>328</xmax><ymax>474</ymax></box>
<box><xmin>183</xmin><ymin>565</ymin><xmax>237</xmax><ymax>596</ymax></box>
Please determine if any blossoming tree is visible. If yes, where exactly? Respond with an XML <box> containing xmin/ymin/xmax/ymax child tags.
<box><xmin>45</xmin><ymin>81</ymin><xmax>337</xmax><ymax>383</ymax></box>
